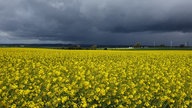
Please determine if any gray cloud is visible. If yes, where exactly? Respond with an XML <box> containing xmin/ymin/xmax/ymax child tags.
<box><xmin>0</xmin><ymin>0</ymin><xmax>192</xmax><ymax>45</ymax></box>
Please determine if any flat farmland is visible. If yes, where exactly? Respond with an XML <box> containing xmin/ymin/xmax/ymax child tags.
<box><xmin>0</xmin><ymin>48</ymin><xmax>192</xmax><ymax>107</ymax></box>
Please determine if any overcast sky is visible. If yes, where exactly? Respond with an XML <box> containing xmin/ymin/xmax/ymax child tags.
<box><xmin>0</xmin><ymin>0</ymin><xmax>192</xmax><ymax>45</ymax></box>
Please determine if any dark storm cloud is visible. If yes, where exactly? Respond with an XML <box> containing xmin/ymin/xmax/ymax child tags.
<box><xmin>92</xmin><ymin>0</ymin><xmax>192</xmax><ymax>33</ymax></box>
<box><xmin>0</xmin><ymin>0</ymin><xmax>192</xmax><ymax>44</ymax></box>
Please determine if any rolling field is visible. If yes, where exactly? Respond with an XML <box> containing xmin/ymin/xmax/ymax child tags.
<box><xmin>0</xmin><ymin>48</ymin><xmax>192</xmax><ymax>107</ymax></box>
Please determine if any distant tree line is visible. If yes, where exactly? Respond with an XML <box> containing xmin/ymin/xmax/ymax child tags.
<box><xmin>132</xmin><ymin>42</ymin><xmax>190</xmax><ymax>48</ymax></box>
<box><xmin>62</xmin><ymin>45</ymin><xmax>97</xmax><ymax>50</ymax></box>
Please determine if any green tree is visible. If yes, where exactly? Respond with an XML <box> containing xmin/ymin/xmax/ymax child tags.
<box><xmin>134</xmin><ymin>42</ymin><xmax>141</xmax><ymax>48</ymax></box>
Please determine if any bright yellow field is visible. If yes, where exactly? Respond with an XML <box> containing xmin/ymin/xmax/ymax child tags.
<box><xmin>0</xmin><ymin>48</ymin><xmax>192</xmax><ymax>108</ymax></box>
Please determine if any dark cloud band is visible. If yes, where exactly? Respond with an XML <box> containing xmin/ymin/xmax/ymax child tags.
<box><xmin>0</xmin><ymin>0</ymin><xmax>192</xmax><ymax>45</ymax></box>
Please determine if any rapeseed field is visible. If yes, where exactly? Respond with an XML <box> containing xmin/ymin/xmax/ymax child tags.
<box><xmin>0</xmin><ymin>48</ymin><xmax>191</xmax><ymax>107</ymax></box>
